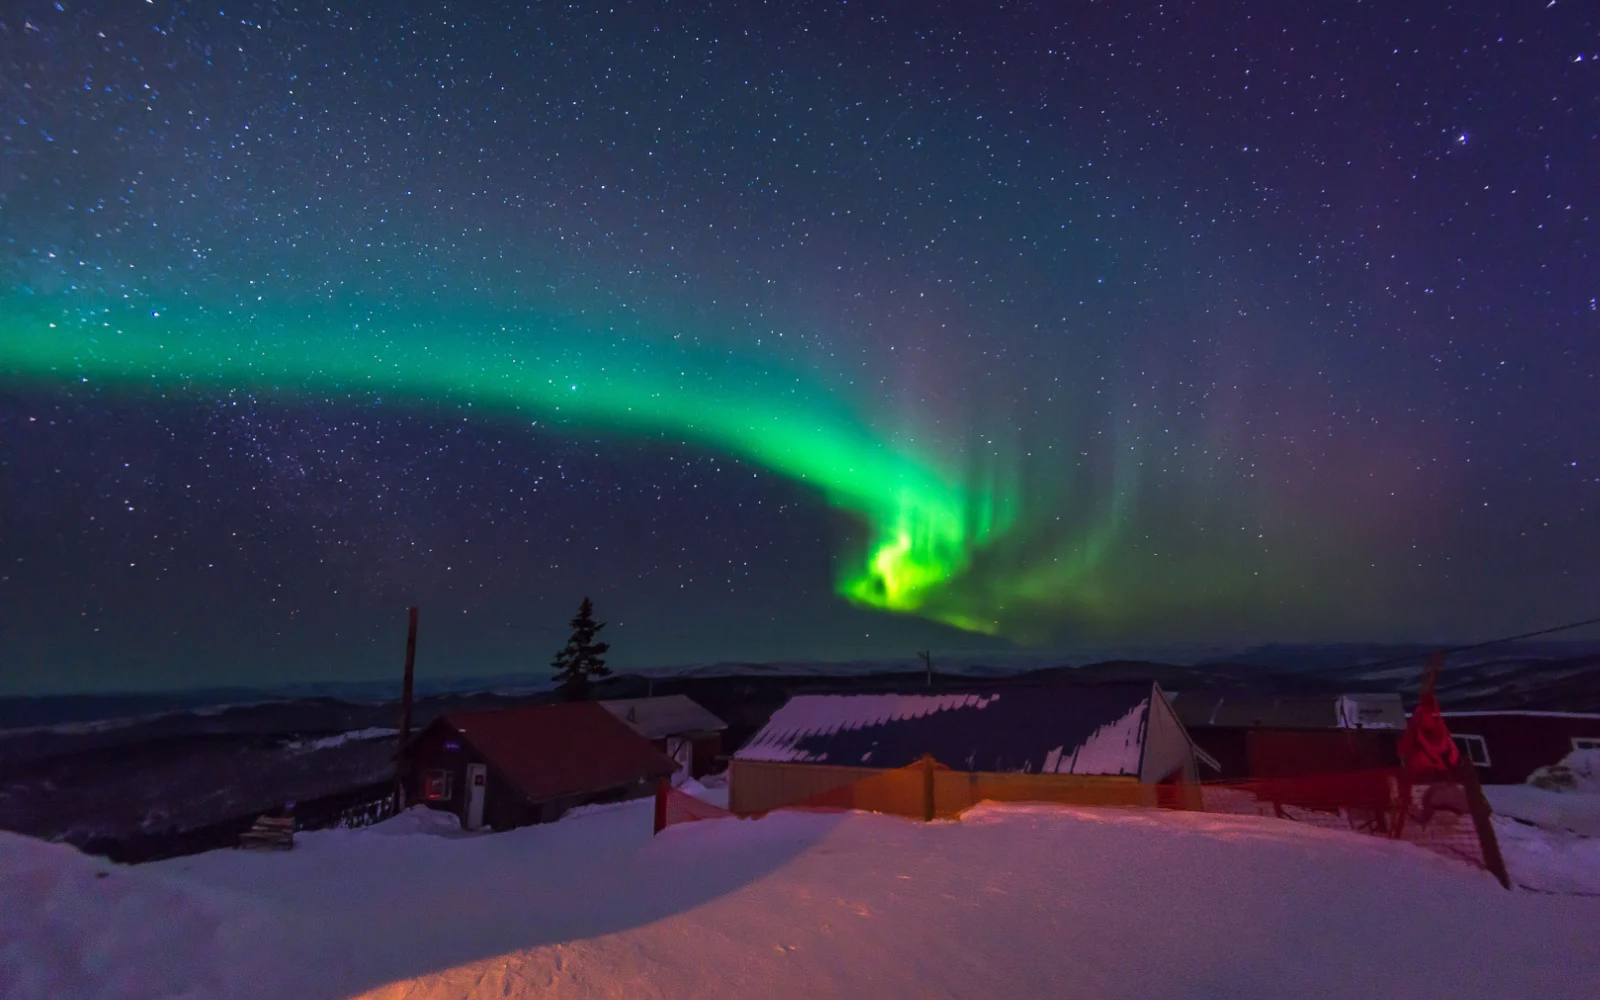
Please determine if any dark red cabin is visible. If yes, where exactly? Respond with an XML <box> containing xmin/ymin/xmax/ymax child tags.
<box><xmin>1440</xmin><ymin>711</ymin><xmax>1600</xmax><ymax>785</ymax></box>
<box><xmin>1168</xmin><ymin>692</ymin><xmax>1406</xmax><ymax>781</ymax></box>
<box><xmin>402</xmin><ymin>702</ymin><xmax>680</xmax><ymax>831</ymax></box>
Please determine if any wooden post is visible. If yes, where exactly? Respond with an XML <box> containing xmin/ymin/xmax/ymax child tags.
<box><xmin>922</xmin><ymin>753</ymin><xmax>936</xmax><ymax>821</ymax></box>
<box><xmin>399</xmin><ymin>606</ymin><xmax>419</xmax><ymax>743</ymax></box>
<box><xmin>1459</xmin><ymin>762</ymin><xmax>1513</xmax><ymax>889</ymax></box>
<box><xmin>1418</xmin><ymin>650</ymin><xmax>1443</xmax><ymax>702</ymax></box>
<box><xmin>919</xmin><ymin>650</ymin><xmax>932</xmax><ymax>688</ymax></box>
<box><xmin>393</xmin><ymin>606</ymin><xmax>419</xmax><ymax>813</ymax></box>
<box><xmin>654</xmin><ymin>778</ymin><xmax>670</xmax><ymax>834</ymax></box>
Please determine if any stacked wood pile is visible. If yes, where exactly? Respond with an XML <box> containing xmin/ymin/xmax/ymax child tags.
<box><xmin>238</xmin><ymin>815</ymin><xmax>295</xmax><ymax>850</ymax></box>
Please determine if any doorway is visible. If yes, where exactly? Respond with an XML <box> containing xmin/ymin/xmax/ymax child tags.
<box><xmin>465</xmin><ymin>763</ymin><xmax>488</xmax><ymax>829</ymax></box>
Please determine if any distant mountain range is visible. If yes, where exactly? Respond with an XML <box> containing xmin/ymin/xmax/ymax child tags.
<box><xmin>4</xmin><ymin>641</ymin><xmax>1598</xmax><ymax>732</ymax></box>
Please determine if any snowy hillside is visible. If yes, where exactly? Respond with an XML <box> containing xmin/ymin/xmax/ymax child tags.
<box><xmin>5</xmin><ymin>796</ymin><xmax>1597</xmax><ymax>1000</ymax></box>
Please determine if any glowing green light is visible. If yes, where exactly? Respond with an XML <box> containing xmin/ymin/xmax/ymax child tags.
<box><xmin>1</xmin><ymin>299</ymin><xmax>1035</xmax><ymax>632</ymax></box>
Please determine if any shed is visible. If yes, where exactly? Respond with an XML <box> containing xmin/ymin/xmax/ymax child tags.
<box><xmin>403</xmin><ymin>702</ymin><xmax>679</xmax><ymax>831</ymax></box>
<box><xmin>730</xmin><ymin>682</ymin><xmax>1201</xmax><ymax>816</ymax></box>
<box><xmin>1437</xmin><ymin>711</ymin><xmax>1600</xmax><ymax>785</ymax></box>
<box><xmin>1166</xmin><ymin>692</ymin><xmax>1405</xmax><ymax>781</ymax></box>
<box><xmin>600</xmin><ymin>695</ymin><xmax>728</xmax><ymax>780</ymax></box>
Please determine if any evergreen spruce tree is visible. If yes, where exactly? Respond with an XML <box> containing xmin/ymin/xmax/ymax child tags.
<box><xmin>550</xmin><ymin>597</ymin><xmax>611</xmax><ymax>700</ymax></box>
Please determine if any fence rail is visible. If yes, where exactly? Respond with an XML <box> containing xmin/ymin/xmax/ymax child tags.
<box><xmin>73</xmin><ymin>778</ymin><xmax>398</xmax><ymax>864</ymax></box>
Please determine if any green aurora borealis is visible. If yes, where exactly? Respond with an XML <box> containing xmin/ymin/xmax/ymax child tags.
<box><xmin>2</xmin><ymin>298</ymin><xmax>1078</xmax><ymax>635</ymax></box>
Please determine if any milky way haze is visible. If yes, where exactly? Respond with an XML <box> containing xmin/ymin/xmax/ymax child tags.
<box><xmin>2</xmin><ymin>2</ymin><xmax>1596</xmax><ymax>691</ymax></box>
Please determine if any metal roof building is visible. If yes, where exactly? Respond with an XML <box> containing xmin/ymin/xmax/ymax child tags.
<box><xmin>601</xmin><ymin>695</ymin><xmax>727</xmax><ymax>741</ymax></box>
<box><xmin>1165</xmin><ymin>691</ymin><xmax>1407</xmax><ymax>781</ymax></box>
<box><xmin>730</xmin><ymin>682</ymin><xmax>1203</xmax><ymax>815</ymax></box>
<box><xmin>601</xmin><ymin>695</ymin><xmax>729</xmax><ymax>781</ymax></box>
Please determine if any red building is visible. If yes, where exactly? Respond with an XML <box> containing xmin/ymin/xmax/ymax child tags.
<box><xmin>1167</xmin><ymin>692</ymin><xmax>1406</xmax><ymax>781</ymax></box>
<box><xmin>1440</xmin><ymin>711</ymin><xmax>1600</xmax><ymax>785</ymax></box>
<box><xmin>402</xmin><ymin>702</ymin><xmax>679</xmax><ymax>831</ymax></box>
<box><xmin>600</xmin><ymin>695</ymin><xmax>727</xmax><ymax>780</ymax></box>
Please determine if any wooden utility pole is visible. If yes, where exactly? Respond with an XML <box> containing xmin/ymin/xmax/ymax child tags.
<box><xmin>1411</xmin><ymin>649</ymin><xmax>1512</xmax><ymax>889</ymax></box>
<box><xmin>393</xmin><ymin>606</ymin><xmax>419</xmax><ymax>812</ymax></box>
<box><xmin>919</xmin><ymin>650</ymin><xmax>932</xmax><ymax>688</ymax></box>
<box><xmin>399</xmin><ymin>606</ymin><xmax>419</xmax><ymax>744</ymax></box>
<box><xmin>1418</xmin><ymin>650</ymin><xmax>1444</xmax><ymax>702</ymax></box>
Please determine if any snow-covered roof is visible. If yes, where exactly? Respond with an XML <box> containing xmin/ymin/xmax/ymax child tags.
<box><xmin>600</xmin><ymin>695</ymin><xmax>727</xmax><ymax>740</ymax></box>
<box><xmin>735</xmin><ymin>685</ymin><xmax>1156</xmax><ymax>776</ymax></box>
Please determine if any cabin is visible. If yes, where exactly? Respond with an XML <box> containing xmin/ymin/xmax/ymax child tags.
<box><xmin>402</xmin><ymin>702</ymin><xmax>679</xmax><ymax>831</ymax></box>
<box><xmin>730</xmin><ymin>682</ymin><xmax>1203</xmax><ymax>816</ymax></box>
<box><xmin>1166</xmin><ymin>692</ymin><xmax>1406</xmax><ymax>781</ymax></box>
<box><xmin>600</xmin><ymin>695</ymin><xmax>728</xmax><ymax>781</ymax></box>
<box><xmin>1438</xmin><ymin>711</ymin><xmax>1600</xmax><ymax>785</ymax></box>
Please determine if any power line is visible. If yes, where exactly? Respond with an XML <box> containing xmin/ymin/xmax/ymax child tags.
<box><xmin>1359</xmin><ymin>613</ymin><xmax>1600</xmax><ymax>672</ymax></box>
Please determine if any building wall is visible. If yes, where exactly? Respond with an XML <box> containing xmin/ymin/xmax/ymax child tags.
<box><xmin>647</xmin><ymin>732</ymin><xmax>725</xmax><ymax>779</ymax></box>
<box><xmin>692</xmin><ymin>734</ymin><xmax>723</xmax><ymax>776</ymax></box>
<box><xmin>731</xmin><ymin>759</ymin><xmax>1160</xmax><ymax>817</ymax></box>
<box><xmin>1187</xmin><ymin>728</ymin><xmax>1251</xmax><ymax>781</ymax></box>
<box><xmin>536</xmin><ymin>778</ymin><xmax>657</xmax><ymax>824</ymax></box>
<box><xmin>1245</xmin><ymin>728</ymin><xmax>1401</xmax><ymax>779</ymax></box>
<box><xmin>1444</xmin><ymin>714</ymin><xmax>1600</xmax><ymax>785</ymax></box>
<box><xmin>1185</xmin><ymin>727</ymin><xmax>1400</xmax><ymax>781</ymax></box>
<box><xmin>1140</xmin><ymin>691</ymin><xmax>1199</xmax><ymax>784</ymax></box>
<box><xmin>405</xmin><ymin>723</ymin><xmax>480</xmax><ymax>826</ymax></box>
<box><xmin>730</xmin><ymin>760</ymin><xmax>879</xmax><ymax>814</ymax></box>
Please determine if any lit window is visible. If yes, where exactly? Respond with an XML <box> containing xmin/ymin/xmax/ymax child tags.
<box><xmin>1452</xmin><ymin>735</ymin><xmax>1490</xmax><ymax>767</ymax></box>
<box><xmin>422</xmin><ymin>769</ymin><xmax>454</xmax><ymax>801</ymax></box>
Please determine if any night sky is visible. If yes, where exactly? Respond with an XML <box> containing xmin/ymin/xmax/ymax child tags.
<box><xmin>2</xmin><ymin>2</ymin><xmax>1597</xmax><ymax>693</ymax></box>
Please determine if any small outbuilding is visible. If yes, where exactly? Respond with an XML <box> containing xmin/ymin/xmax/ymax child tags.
<box><xmin>1167</xmin><ymin>692</ymin><xmax>1406</xmax><ymax>781</ymax></box>
<box><xmin>600</xmin><ymin>695</ymin><xmax>728</xmax><ymax>781</ymax></box>
<box><xmin>730</xmin><ymin>682</ymin><xmax>1202</xmax><ymax>816</ymax></box>
<box><xmin>403</xmin><ymin>702</ymin><xmax>680</xmax><ymax>831</ymax></box>
<box><xmin>1438</xmin><ymin>711</ymin><xmax>1600</xmax><ymax>785</ymax></box>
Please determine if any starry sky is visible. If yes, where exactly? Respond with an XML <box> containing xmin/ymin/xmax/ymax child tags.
<box><xmin>2</xmin><ymin>1</ymin><xmax>1597</xmax><ymax>693</ymax></box>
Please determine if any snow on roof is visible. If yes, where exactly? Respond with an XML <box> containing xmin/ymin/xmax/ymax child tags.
<box><xmin>735</xmin><ymin>684</ymin><xmax>1155</xmax><ymax>776</ymax></box>
<box><xmin>737</xmin><ymin>694</ymin><xmax>1000</xmax><ymax>762</ymax></box>
<box><xmin>599</xmin><ymin>695</ymin><xmax>727</xmax><ymax>740</ymax></box>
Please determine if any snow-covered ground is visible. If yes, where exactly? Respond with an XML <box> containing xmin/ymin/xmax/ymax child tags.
<box><xmin>1486</xmin><ymin>785</ymin><xmax>1600</xmax><ymax>838</ymax></box>
<box><xmin>4</xmin><ymin>796</ymin><xmax>1598</xmax><ymax>1000</ymax></box>
<box><xmin>284</xmin><ymin>727</ymin><xmax>400</xmax><ymax>753</ymax></box>
<box><xmin>1482</xmin><ymin>780</ymin><xmax>1600</xmax><ymax>896</ymax></box>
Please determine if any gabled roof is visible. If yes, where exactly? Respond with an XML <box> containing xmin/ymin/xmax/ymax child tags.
<box><xmin>600</xmin><ymin>695</ymin><xmax>728</xmax><ymax>740</ymax></box>
<box><xmin>434</xmin><ymin>702</ymin><xmax>679</xmax><ymax>804</ymax></box>
<box><xmin>734</xmin><ymin>683</ymin><xmax>1158</xmax><ymax>776</ymax></box>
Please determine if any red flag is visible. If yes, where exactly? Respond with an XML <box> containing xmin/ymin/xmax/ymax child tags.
<box><xmin>1399</xmin><ymin>688</ymin><xmax>1462</xmax><ymax>777</ymax></box>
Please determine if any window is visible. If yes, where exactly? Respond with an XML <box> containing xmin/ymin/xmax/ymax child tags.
<box><xmin>422</xmin><ymin>769</ymin><xmax>455</xmax><ymax>801</ymax></box>
<box><xmin>1574</xmin><ymin>738</ymin><xmax>1600</xmax><ymax>752</ymax></box>
<box><xmin>1452</xmin><ymin>734</ymin><xmax>1491</xmax><ymax>767</ymax></box>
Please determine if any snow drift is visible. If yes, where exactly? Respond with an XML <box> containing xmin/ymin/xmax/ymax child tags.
<box><xmin>4</xmin><ymin>798</ymin><xmax>1597</xmax><ymax>1000</ymax></box>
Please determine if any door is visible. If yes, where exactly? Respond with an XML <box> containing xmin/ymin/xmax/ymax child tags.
<box><xmin>666</xmin><ymin>737</ymin><xmax>693</xmax><ymax>786</ymax></box>
<box><xmin>465</xmin><ymin>763</ymin><xmax>488</xmax><ymax>830</ymax></box>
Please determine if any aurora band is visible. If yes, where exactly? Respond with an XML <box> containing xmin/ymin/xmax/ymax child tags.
<box><xmin>0</xmin><ymin>299</ymin><xmax>1023</xmax><ymax>634</ymax></box>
